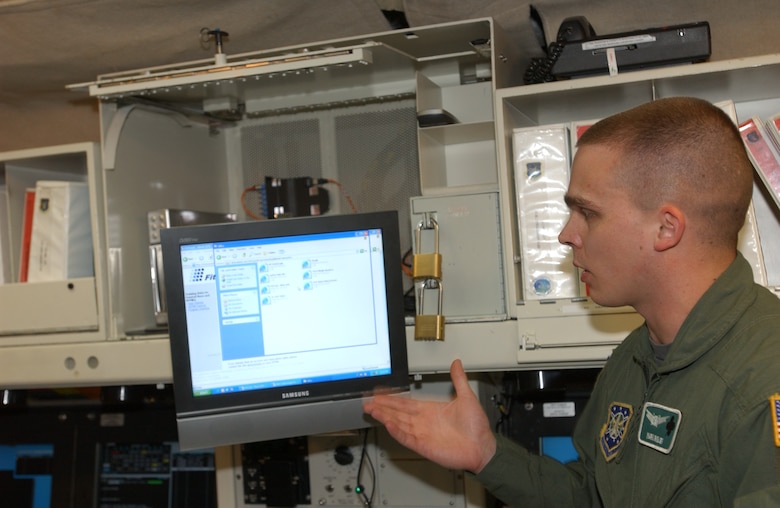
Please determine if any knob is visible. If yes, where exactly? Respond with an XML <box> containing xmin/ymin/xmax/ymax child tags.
<box><xmin>333</xmin><ymin>445</ymin><xmax>354</xmax><ymax>466</ymax></box>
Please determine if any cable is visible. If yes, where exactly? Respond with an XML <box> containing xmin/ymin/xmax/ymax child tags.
<box><xmin>355</xmin><ymin>428</ymin><xmax>375</xmax><ymax>508</ymax></box>
<box><xmin>401</xmin><ymin>247</ymin><xmax>413</xmax><ymax>277</ymax></box>
<box><xmin>321</xmin><ymin>178</ymin><xmax>358</xmax><ymax>213</ymax></box>
<box><xmin>523</xmin><ymin>36</ymin><xmax>566</xmax><ymax>84</ymax></box>
<box><xmin>493</xmin><ymin>374</ymin><xmax>517</xmax><ymax>434</ymax></box>
<box><xmin>492</xmin><ymin>393</ymin><xmax>511</xmax><ymax>433</ymax></box>
<box><xmin>524</xmin><ymin>16</ymin><xmax>596</xmax><ymax>84</ymax></box>
<box><xmin>240</xmin><ymin>184</ymin><xmax>266</xmax><ymax>220</ymax></box>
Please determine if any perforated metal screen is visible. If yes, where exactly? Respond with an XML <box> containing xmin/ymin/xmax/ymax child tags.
<box><xmin>239</xmin><ymin>100</ymin><xmax>420</xmax><ymax>257</ymax></box>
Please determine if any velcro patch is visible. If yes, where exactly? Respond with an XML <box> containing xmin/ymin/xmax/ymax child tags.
<box><xmin>638</xmin><ymin>402</ymin><xmax>681</xmax><ymax>454</ymax></box>
<box><xmin>599</xmin><ymin>402</ymin><xmax>633</xmax><ymax>462</ymax></box>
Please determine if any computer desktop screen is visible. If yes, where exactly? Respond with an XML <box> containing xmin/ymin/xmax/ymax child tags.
<box><xmin>161</xmin><ymin>211</ymin><xmax>410</xmax><ymax>450</ymax></box>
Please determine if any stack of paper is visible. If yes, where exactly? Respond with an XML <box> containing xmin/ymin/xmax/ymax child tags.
<box><xmin>26</xmin><ymin>180</ymin><xmax>93</xmax><ymax>282</ymax></box>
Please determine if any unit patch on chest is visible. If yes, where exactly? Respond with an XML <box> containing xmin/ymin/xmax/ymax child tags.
<box><xmin>599</xmin><ymin>402</ymin><xmax>633</xmax><ymax>462</ymax></box>
<box><xmin>638</xmin><ymin>402</ymin><xmax>682</xmax><ymax>454</ymax></box>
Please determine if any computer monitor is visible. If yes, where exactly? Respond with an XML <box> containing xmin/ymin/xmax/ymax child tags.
<box><xmin>161</xmin><ymin>210</ymin><xmax>410</xmax><ymax>450</ymax></box>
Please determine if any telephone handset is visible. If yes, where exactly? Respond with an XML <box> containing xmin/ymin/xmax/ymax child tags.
<box><xmin>524</xmin><ymin>16</ymin><xmax>596</xmax><ymax>84</ymax></box>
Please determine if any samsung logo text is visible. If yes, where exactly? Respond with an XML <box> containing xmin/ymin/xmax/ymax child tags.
<box><xmin>281</xmin><ymin>390</ymin><xmax>310</xmax><ymax>399</ymax></box>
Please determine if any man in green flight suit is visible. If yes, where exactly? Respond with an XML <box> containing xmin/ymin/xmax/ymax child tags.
<box><xmin>365</xmin><ymin>96</ymin><xmax>780</xmax><ymax>506</ymax></box>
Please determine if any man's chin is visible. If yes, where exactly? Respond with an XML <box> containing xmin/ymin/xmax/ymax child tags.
<box><xmin>589</xmin><ymin>293</ymin><xmax>632</xmax><ymax>309</ymax></box>
<box><xmin>588</xmin><ymin>291</ymin><xmax>618</xmax><ymax>308</ymax></box>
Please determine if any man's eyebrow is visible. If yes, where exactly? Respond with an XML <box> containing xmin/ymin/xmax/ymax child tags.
<box><xmin>563</xmin><ymin>194</ymin><xmax>596</xmax><ymax>208</ymax></box>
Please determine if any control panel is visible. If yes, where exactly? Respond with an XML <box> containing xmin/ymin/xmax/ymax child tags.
<box><xmin>232</xmin><ymin>428</ymin><xmax>478</xmax><ymax>508</ymax></box>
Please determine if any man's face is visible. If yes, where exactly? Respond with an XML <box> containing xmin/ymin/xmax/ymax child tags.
<box><xmin>558</xmin><ymin>144</ymin><xmax>657</xmax><ymax>308</ymax></box>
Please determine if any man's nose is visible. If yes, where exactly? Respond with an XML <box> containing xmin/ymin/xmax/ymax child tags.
<box><xmin>558</xmin><ymin>219</ymin><xmax>573</xmax><ymax>246</ymax></box>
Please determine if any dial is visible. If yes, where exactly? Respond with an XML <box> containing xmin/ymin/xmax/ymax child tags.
<box><xmin>333</xmin><ymin>445</ymin><xmax>354</xmax><ymax>466</ymax></box>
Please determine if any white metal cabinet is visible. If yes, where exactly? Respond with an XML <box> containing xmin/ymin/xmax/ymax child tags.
<box><xmin>3</xmin><ymin>23</ymin><xmax>780</xmax><ymax>388</ymax></box>
<box><xmin>489</xmin><ymin>54</ymin><xmax>780</xmax><ymax>370</ymax></box>
<box><xmin>0</xmin><ymin>143</ymin><xmax>107</xmax><ymax>341</ymax></box>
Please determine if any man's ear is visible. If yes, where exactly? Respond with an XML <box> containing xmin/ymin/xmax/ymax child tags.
<box><xmin>654</xmin><ymin>205</ymin><xmax>685</xmax><ymax>252</ymax></box>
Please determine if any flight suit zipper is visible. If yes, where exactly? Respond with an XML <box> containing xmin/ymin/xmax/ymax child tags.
<box><xmin>629</xmin><ymin>356</ymin><xmax>662</xmax><ymax>506</ymax></box>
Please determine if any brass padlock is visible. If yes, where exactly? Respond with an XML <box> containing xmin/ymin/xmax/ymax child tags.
<box><xmin>414</xmin><ymin>279</ymin><xmax>445</xmax><ymax>341</ymax></box>
<box><xmin>412</xmin><ymin>217</ymin><xmax>442</xmax><ymax>280</ymax></box>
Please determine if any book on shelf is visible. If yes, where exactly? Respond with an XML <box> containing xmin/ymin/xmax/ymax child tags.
<box><xmin>765</xmin><ymin>112</ymin><xmax>780</xmax><ymax>154</ymax></box>
<box><xmin>0</xmin><ymin>186</ymin><xmax>10</xmax><ymax>284</ymax></box>
<box><xmin>17</xmin><ymin>188</ymin><xmax>36</xmax><ymax>282</ymax></box>
<box><xmin>707</xmin><ymin>101</ymin><xmax>764</xmax><ymax>283</ymax></box>
<box><xmin>568</xmin><ymin>118</ymin><xmax>599</xmax><ymax>157</ymax></box>
<box><xmin>739</xmin><ymin>117</ymin><xmax>780</xmax><ymax>211</ymax></box>
<box><xmin>17</xmin><ymin>187</ymin><xmax>36</xmax><ymax>283</ymax></box>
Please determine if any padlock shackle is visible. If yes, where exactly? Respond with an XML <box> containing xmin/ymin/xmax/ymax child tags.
<box><xmin>414</xmin><ymin>216</ymin><xmax>439</xmax><ymax>254</ymax></box>
<box><xmin>416</xmin><ymin>278</ymin><xmax>444</xmax><ymax>315</ymax></box>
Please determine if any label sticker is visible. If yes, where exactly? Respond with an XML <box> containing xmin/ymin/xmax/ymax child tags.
<box><xmin>606</xmin><ymin>47</ymin><xmax>618</xmax><ymax>76</ymax></box>
<box><xmin>599</xmin><ymin>402</ymin><xmax>633</xmax><ymax>462</ymax></box>
<box><xmin>582</xmin><ymin>34</ymin><xmax>656</xmax><ymax>51</ymax></box>
<box><xmin>638</xmin><ymin>402</ymin><xmax>682</xmax><ymax>454</ymax></box>
<box><xmin>543</xmin><ymin>401</ymin><xmax>576</xmax><ymax>418</ymax></box>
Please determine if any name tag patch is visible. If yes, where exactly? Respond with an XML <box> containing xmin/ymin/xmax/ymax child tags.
<box><xmin>599</xmin><ymin>402</ymin><xmax>633</xmax><ymax>462</ymax></box>
<box><xmin>638</xmin><ymin>402</ymin><xmax>682</xmax><ymax>454</ymax></box>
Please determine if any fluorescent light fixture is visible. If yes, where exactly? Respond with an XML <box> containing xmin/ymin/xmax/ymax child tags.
<box><xmin>76</xmin><ymin>44</ymin><xmax>374</xmax><ymax>99</ymax></box>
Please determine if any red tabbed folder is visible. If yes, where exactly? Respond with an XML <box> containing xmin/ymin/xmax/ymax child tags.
<box><xmin>17</xmin><ymin>188</ymin><xmax>35</xmax><ymax>282</ymax></box>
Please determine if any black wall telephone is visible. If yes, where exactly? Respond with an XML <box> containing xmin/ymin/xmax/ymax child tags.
<box><xmin>523</xmin><ymin>15</ymin><xmax>711</xmax><ymax>84</ymax></box>
<box><xmin>524</xmin><ymin>16</ymin><xmax>596</xmax><ymax>84</ymax></box>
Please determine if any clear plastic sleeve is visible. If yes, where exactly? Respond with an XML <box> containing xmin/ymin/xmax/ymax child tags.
<box><xmin>513</xmin><ymin>124</ymin><xmax>579</xmax><ymax>300</ymax></box>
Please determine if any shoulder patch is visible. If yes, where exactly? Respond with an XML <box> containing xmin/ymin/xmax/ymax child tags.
<box><xmin>599</xmin><ymin>402</ymin><xmax>633</xmax><ymax>462</ymax></box>
<box><xmin>771</xmin><ymin>394</ymin><xmax>780</xmax><ymax>447</ymax></box>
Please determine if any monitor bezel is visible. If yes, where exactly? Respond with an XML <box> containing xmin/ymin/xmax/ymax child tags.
<box><xmin>161</xmin><ymin>211</ymin><xmax>409</xmax><ymax>424</ymax></box>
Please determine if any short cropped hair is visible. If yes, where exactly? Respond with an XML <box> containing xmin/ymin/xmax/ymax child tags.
<box><xmin>577</xmin><ymin>97</ymin><xmax>754</xmax><ymax>247</ymax></box>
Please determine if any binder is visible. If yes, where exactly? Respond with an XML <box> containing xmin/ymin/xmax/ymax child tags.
<box><xmin>568</xmin><ymin>118</ymin><xmax>600</xmax><ymax>297</ymax></box>
<box><xmin>765</xmin><ymin>112</ymin><xmax>780</xmax><ymax>153</ymax></box>
<box><xmin>18</xmin><ymin>188</ymin><xmax>36</xmax><ymax>282</ymax></box>
<box><xmin>739</xmin><ymin>117</ymin><xmax>780</xmax><ymax>211</ymax></box>
<box><xmin>513</xmin><ymin>124</ymin><xmax>579</xmax><ymax>300</ymax></box>
<box><xmin>26</xmin><ymin>180</ymin><xmax>93</xmax><ymax>282</ymax></box>
<box><xmin>0</xmin><ymin>186</ymin><xmax>11</xmax><ymax>283</ymax></box>
<box><xmin>715</xmin><ymin>100</ymin><xmax>767</xmax><ymax>285</ymax></box>
<box><xmin>568</xmin><ymin>118</ymin><xmax>599</xmax><ymax>158</ymax></box>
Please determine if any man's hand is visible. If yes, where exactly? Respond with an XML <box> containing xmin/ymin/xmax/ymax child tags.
<box><xmin>363</xmin><ymin>359</ymin><xmax>496</xmax><ymax>473</ymax></box>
